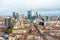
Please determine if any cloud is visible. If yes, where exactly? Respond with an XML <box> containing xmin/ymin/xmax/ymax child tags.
<box><xmin>0</xmin><ymin>0</ymin><xmax>58</xmax><ymax>9</ymax></box>
<box><xmin>0</xmin><ymin>0</ymin><xmax>60</xmax><ymax>16</ymax></box>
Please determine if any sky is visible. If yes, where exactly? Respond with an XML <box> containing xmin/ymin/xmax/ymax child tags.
<box><xmin>0</xmin><ymin>0</ymin><xmax>60</xmax><ymax>16</ymax></box>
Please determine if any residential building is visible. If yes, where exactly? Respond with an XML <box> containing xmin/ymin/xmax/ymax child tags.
<box><xmin>50</xmin><ymin>16</ymin><xmax>58</xmax><ymax>21</ymax></box>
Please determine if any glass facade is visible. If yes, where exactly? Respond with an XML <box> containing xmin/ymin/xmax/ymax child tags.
<box><xmin>28</xmin><ymin>11</ymin><xmax>31</xmax><ymax>19</ymax></box>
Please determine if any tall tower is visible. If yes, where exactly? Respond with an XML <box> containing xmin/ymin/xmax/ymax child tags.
<box><xmin>13</xmin><ymin>12</ymin><xmax>16</xmax><ymax>19</ymax></box>
<box><xmin>28</xmin><ymin>10</ymin><xmax>31</xmax><ymax>19</ymax></box>
<box><xmin>16</xmin><ymin>13</ymin><xmax>19</xmax><ymax>20</ymax></box>
<box><xmin>36</xmin><ymin>12</ymin><xmax>38</xmax><ymax>18</ymax></box>
<box><xmin>5</xmin><ymin>17</ymin><xmax>11</xmax><ymax>28</ymax></box>
<box><xmin>39</xmin><ymin>13</ymin><xmax>41</xmax><ymax>17</ymax></box>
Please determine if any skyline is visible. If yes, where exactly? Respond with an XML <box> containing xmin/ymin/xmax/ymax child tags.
<box><xmin>0</xmin><ymin>0</ymin><xmax>60</xmax><ymax>16</ymax></box>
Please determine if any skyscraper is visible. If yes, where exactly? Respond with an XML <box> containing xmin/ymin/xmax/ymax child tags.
<box><xmin>36</xmin><ymin>12</ymin><xmax>38</xmax><ymax>18</ymax></box>
<box><xmin>16</xmin><ymin>13</ymin><xmax>19</xmax><ymax>20</ymax></box>
<box><xmin>28</xmin><ymin>11</ymin><xmax>31</xmax><ymax>19</ymax></box>
<box><xmin>39</xmin><ymin>14</ymin><xmax>41</xmax><ymax>17</ymax></box>
<box><xmin>43</xmin><ymin>16</ymin><xmax>49</xmax><ymax>21</ymax></box>
<box><xmin>46</xmin><ymin>16</ymin><xmax>49</xmax><ymax>21</ymax></box>
<box><xmin>5</xmin><ymin>17</ymin><xmax>11</xmax><ymax>28</ymax></box>
<box><xmin>13</xmin><ymin>12</ymin><xmax>16</xmax><ymax>19</ymax></box>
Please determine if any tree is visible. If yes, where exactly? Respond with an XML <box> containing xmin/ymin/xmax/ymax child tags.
<box><xmin>6</xmin><ymin>24</ymin><xmax>14</xmax><ymax>34</ymax></box>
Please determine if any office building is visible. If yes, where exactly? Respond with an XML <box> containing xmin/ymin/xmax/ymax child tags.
<box><xmin>58</xmin><ymin>16</ymin><xmax>60</xmax><ymax>21</ymax></box>
<box><xmin>28</xmin><ymin>11</ymin><xmax>31</xmax><ymax>19</ymax></box>
<box><xmin>16</xmin><ymin>13</ymin><xmax>19</xmax><ymax>20</ymax></box>
<box><xmin>5</xmin><ymin>17</ymin><xmax>11</xmax><ymax>28</ymax></box>
<box><xmin>50</xmin><ymin>16</ymin><xmax>58</xmax><ymax>21</ymax></box>
<box><xmin>36</xmin><ymin>12</ymin><xmax>38</xmax><ymax>18</ymax></box>
<box><xmin>39</xmin><ymin>14</ymin><xmax>41</xmax><ymax>17</ymax></box>
<box><xmin>13</xmin><ymin>12</ymin><xmax>16</xmax><ymax>19</ymax></box>
<box><xmin>43</xmin><ymin>16</ymin><xmax>49</xmax><ymax>21</ymax></box>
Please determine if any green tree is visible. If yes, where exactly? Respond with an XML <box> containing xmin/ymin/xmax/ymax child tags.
<box><xmin>6</xmin><ymin>24</ymin><xmax>14</xmax><ymax>33</ymax></box>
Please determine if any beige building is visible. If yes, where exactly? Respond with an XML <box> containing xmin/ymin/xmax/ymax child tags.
<box><xmin>50</xmin><ymin>16</ymin><xmax>58</xmax><ymax>21</ymax></box>
<box><xmin>9</xmin><ymin>16</ymin><xmax>42</xmax><ymax>40</ymax></box>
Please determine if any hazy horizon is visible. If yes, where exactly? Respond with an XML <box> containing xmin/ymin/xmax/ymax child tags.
<box><xmin>0</xmin><ymin>0</ymin><xmax>60</xmax><ymax>16</ymax></box>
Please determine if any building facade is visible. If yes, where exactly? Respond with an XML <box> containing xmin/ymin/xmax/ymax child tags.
<box><xmin>16</xmin><ymin>13</ymin><xmax>19</xmax><ymax>20</ymax></box>
<box><xmin>28</xmin><ymin>11</ymin><xmax>31</xmax><ymax>19</ymax></box>
<box><xmin>5</xmin><ymin>17</ymin><xmax>11</xmax><ymax>28</ymax></box>
<box><xmin>13</xmin><ymin>12</ymin><xmax>16</xmax><ymax>19</ymax></box>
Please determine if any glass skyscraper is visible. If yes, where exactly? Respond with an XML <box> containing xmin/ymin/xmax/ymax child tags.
<box><xmin>28</xmin><ymin>11</ymin><xmax>31</xmax><ymax>19</ymax></box>
<box><xmin>13</xmin><ymin>12</ymin><xmax>16</xmax><ymax>19</ymax></box>
<box><xmin>16</xmin><ymin>13</ymin><xmax>19</xmax><ymax>20</ymax></box>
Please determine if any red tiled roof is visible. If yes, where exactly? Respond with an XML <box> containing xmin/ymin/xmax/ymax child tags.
<box><xmin>0</xmin><ymin>32</ymin><xmax>4</xmax><ymax>37</ymax></box>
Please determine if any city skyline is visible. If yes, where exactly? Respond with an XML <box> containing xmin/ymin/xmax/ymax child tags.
<box><xmin>0</xmin><ymin>0</ymin><xmax>60</xmax><ymax>16</ymax></box>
